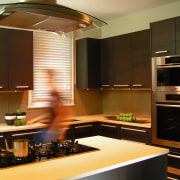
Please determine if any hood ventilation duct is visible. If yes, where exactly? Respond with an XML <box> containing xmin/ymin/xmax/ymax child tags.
<box><xmin>0</xmin><ymin>0</ymin><xmax>107</xmax><ymax>34</ymax></box>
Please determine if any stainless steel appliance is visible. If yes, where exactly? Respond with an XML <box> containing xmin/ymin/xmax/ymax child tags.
<box><xmin>152</xmin><ymin>55</ymin><xmax>180</xmax><ymax>92</ymax></box>
<box><xmin>0</xmin><ymin>0</ymin><xmax>107</xmax><ymax>34</ymax></box>
<box><xmin>152</xmin><ymin>91</ymin><xmax>180</xmax><ymax>149</ymax></box>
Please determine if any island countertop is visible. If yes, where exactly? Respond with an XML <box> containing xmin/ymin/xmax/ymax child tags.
<box><xmin>0</xmin><ymin>136</ymin><xmax>168</xmax><ymax>180</ymax></box>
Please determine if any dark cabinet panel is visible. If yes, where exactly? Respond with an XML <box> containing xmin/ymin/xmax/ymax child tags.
<box><xmin>112</xmin><ymin>34</ymin><xmax>132</xmax><ymax>88</ymax></box>
<box><xmin>73</xmin><ymin>122</ymin><xmax>97</xmax><ymax>139</ymax></box>
<box><xmin>150</xmin><ymin>18</ymin><xmax>176</xmax><ymax>57</ymax></box>
<box><xmin>120</xmin><ymin>125</ymin><xmax>151</xmax><ymax>144</ymax></box>
<box><xmin>8</xmin><ymin>29</ymin><xmax>33</xmax><ymax>90</ymax></box>
<box><xmin>132</xmin><ymin>30</ymin><xmax>151</xmax><ymax>89</ymax></box>
<box><xmin>76</xmin><ymin>38</ymin><xmax>101</xmax><ymax>89</ymax></box>
<box><xmin>99</xmin><ymin>122</ymin><xmax>120</xmax><ymax>138</ymax></box>
<box><xmin>101</xmin><ymin>38</ymin><xmax>113</xmax><ymax>88</ymax></box>
<box><xmin>0</xmin><ymin>28</ymin><xmax>9</xmax><ymax>91</ymax></box>
<box><xmin>176</xmin><ymin>16</ymin><xmax>180</xmax><ymax>54</ymax></box>
<box><xmin>101</xmin><ymin>30</ymin><xmax>151</xmax><ymax>89</ymax></box>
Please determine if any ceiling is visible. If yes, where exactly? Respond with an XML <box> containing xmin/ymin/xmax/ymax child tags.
<box><xmin>1</xmin><ymin>0</ymin><xmax>179</xmax><ymax>21</ymax></box>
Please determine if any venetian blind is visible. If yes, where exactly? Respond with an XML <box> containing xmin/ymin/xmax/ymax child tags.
<box><xmin>28</xmin><ymin>31</ymin><xmax>74</xmax><ymax>108</ymax></box>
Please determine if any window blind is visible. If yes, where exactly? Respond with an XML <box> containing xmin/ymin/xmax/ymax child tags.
<box><xmin>28</xmin><ymin>31</ymin><xmax>74</xmax><ymax>108</ymax></box>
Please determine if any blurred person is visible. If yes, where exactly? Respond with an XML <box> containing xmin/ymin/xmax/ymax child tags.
<box><xmin>27</xmin><ymin>69</ymin><xmax>73</xmax><ymax>143</ymax></box>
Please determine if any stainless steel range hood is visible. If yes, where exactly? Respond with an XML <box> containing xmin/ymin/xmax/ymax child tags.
<box><xmin>0</xmin><ymin>0</ymin><xmax>107</xmax><ymax>34</ymax></box>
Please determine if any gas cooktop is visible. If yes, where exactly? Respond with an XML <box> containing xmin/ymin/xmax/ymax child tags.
<box><xmin>0</xmin><ymin>139</ymin><xmax>99</xmax><ymax>168</ymax></box>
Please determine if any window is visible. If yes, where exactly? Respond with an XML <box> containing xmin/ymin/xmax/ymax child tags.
<box><xmin>28</xmin><ymin>31</ymin><xmax>74</xmax><ymax>108</ymax></box>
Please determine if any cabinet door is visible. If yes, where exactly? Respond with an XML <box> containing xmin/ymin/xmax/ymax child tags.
<box><xmin>8</xmin><ymin>29</ymin><xmax>33</xmax><ymax>91</ymax></box>
<box><xmin>112</xmin><ymin>34</ymin><xmax>132</xmax><ymax>89</ymax></box>
<box><xmin>101</xmin><ymin>38</ymin><xmax>113</xmax><ymax>88</ymax></box>
<box><xmin>150</xmin><ymin>18</ymin><xmax>175</xmax><ymax>57</ymax></box>
<box><xmin>76</xmin><ymin>38</ymin><xmax>101</xmax><ymax>89</ymax></box>
<box><xmin>176</xmin><ymin>16</ymin><xmax>180</xmax><ymax>55</ymax></box>
<box><xmin>132</xmin><ymin>30</ymin><xmax>151</xmax><ymax>89</ymax></box>
<box><xmin>0</xmin><ymin>28</ymin><xmax>8</xmax><ymax>91</ymax></box>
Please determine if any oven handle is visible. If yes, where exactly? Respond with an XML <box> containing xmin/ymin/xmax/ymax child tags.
<box><xmin>156</xmin><ymin>104</ymin><xmax>180</xmax><ymax>108</ymax></box>
<box><xmin>157</xmin><ymin>65</ymin><xmax>180</xmax><ymax>68</ymax></box>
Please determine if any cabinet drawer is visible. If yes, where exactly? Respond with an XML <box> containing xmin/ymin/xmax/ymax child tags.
<box><xmin>120</xmin><ymin>126</ymin><xmax>151</xmax><ymax>144</ymax></box>
<box><xmin>73</xmin><ymin>123</ymin><xmax>97</xmax><ymax>138</ymax></box>
<box><xmin>99</xmin><ymin>123</ymin><xmax>120</xmax><ymax>138</ymax></box>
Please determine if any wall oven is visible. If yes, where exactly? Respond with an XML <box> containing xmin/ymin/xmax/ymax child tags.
<box><xmin>152</xmin><ymin>55</ymin><xmax>180</xmax><ymax>92</ymax></box>
<box><xmin>152</xmin><ymin>91</ymin><xmax>180</xmax><ymax>149</ymax></box>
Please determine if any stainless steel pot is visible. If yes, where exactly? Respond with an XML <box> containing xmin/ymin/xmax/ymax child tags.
<box><xmin>13</xmin><ymin>139</ymin><xmax>29</xmax><ymax>158</ymax></box>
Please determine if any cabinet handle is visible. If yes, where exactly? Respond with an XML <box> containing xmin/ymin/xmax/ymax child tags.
<box><xmin>132</xmin><ymin>84</ymin><xmax>143</xmax><ymax>88</ymax></box>
<box><xmin>0</xmin><ymin>86</ymin><xmax>3</xmax><ymax>89</ymax></box>
<box><xmin>74</xmin><ymin>124</ymin><xmax>93</xmax><ymax>129</ymax></box>
<box><xmin>156</xmin><ymin>104</ymin><xmax>180</xmax><ymax>108</ymax></box>
<box><xmin>113</xmin><ymin>85</ymin><xmax>130</xmax><ymax>88</ymax></box>
<box><xmin>155</xmin><ymin>50</ymin><xmax>168</xmax><ymax>54</ymax></box>
<box><xmin>168</xmin><ymin>153</ymin><xmax>180</xmax><ymax>159</ymax></box>
<box><xmin>12</xmin><ymin>131</ymin><xmax>42</xmax><ymax>137</ymax></box>
<box><xmin>101</xmin><ymin>85</ymin><xmax>111</xmax><ymax>87</ymax></box>
<box><xmin>101</xmin><ymin>124</ymin><xmax>117</xmax><ymax>128</ymax></box>
<box><xmin>0</xmin><ymin>135</ymin><xmax>4</xmax><ymax>138</ymax></box>
<box><xmin>121</xmin><ymin>127</ymin><xmax>146</xmax><ymax>133</ymax></box>
<box><xmin>167</xmin><ymin>177</ymin><xmax>179</xmax><ymax>180</ymax></box>
<box><xmin>15</xmin><ymin>86</ymin><xmax>29</xmax><ymax>89</ymax></box>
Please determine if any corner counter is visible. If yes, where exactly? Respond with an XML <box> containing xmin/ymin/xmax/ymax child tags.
<box><xmin>0</xmin><ymin>136</ymin><xmax>168</xmax><ymax>180</ymax></box>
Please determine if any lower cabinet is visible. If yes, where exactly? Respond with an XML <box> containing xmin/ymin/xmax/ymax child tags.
<box><xmin>72</xmin><ymin>122</ymin><xmax>98</xmax><ymax>139</ymax></box>
<box><xmin>120</xmin><ymin>125</ymin><xmax>152</xmax><ymax>144</ymax></box>
<box><xmin>98</xmin><ymin>122</ymin><xmax>120</xmax><ymax>139</ymax></box>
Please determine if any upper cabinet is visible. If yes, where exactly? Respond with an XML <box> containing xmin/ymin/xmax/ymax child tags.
<box><xmin>0</xmin><ymin>28</ymin><xmax>9</xmax><ymax>91</ymax></box>
<box><xmin>0</xmin><ymin>28</ymin><xmax>33</xmax><ymax>91</ymax></box>
<box><xmin>131</xmin><ymin>30</ymin><xmax>151</xmax><ymax>89</ymax></box>
<box><xmin>176</xmin><ymin>16</ymin><xmax>180</xmax><ymax>54</ymax></box>
<box><xmin>101</xmin><ymin>29</ymin><xmax>151</xmax><ymax>89</ymax></box>
<box><xmin>150</xmin><ymin>16</ymin><xmax>180</xmax><ymax>57</ymax></box>
<box><xmin>76</xmin><ymin>38</ymin><xmax>101</xmax><ymax>89</ymax></box>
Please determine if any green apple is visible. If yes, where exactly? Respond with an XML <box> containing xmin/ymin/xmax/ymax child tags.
<box><xmin>132</xmin><ymin>117</ymin><xmax>136</xmax><ymax>122</ymax></box>
<box><xmin>120</xmin><ymin>117</ymin><xmax>123</xmax><ymax>121</ymax></box>
<box><xmin>20</xmin><ymin>118</ymin><xmax>27</xmax><ymax>125</ymax></box>
<box><xmin>16</xmin><ymin>109</ymin><xmax>22</xmax><ymax>115</ymax></box>
<box><xmin>14</xmin><ymin>119</ymin><xmax>21</xmax><ymax>126</ymax></box>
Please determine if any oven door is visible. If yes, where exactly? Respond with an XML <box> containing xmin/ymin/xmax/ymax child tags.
<box><xmin>152</xmin><ymin>55</ymin><xmax>180</xmax><ymax>92</ymax></box>
<box><xmin>152</xmin><ymin>101</ymin><xmax>180</xmax><ymax>149</ymax></box>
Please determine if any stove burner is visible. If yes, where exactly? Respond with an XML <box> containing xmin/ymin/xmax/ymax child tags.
<box><xmin>0</xmin><ymin>139</ymin><xmax>99</xmax><ymax>168</ymax></box>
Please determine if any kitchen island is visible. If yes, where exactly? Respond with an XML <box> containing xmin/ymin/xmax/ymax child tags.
<box><xmin>0</xmin><ymin>136</ymin><xmax>168</xmax><ymax>180</ymax></box>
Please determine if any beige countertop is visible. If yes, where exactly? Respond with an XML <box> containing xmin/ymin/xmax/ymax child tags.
<box><xmin>0</xmin><ymin>123</ymin><xmax>46</xmax><ymax>133</ymax></box>
<box><xmin>0</xmin><ymin>136</ymin><xmax>168</xmax><ymax>180</ymax></box>
<box><xmin>0</xmin><ymin>114</ymin><xmax>151</xmax><ymax>132</ymax></box>
<box><xmin>73</xmin><ymin>114</ymin><xmax>151</xmax><ymax>128</ymax></box>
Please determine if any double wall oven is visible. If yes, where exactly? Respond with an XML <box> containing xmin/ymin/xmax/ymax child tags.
<box><xmin>152</xmin><ymin>55</ymin><xmax>180</xmax><ymax>179</ymax></box>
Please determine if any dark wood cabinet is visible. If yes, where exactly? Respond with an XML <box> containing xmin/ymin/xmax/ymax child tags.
<box><xmin>176</xmin><ymin>16</ymin><xmax>180</xmax><ymax>55</ymax></box>
<box><xmin>8</xmin><ymin>29</ymin><xmax>33</xmax><ymax>90</ymax></box>
<box><xmin>76</xmin><ymin>38</ymin><xmax>101</xmax><ymax>89</ymax></box>
<box><xmin>101</xmin><ymin>30</ymin><xmax>151</xmax><ymax>89</ymax></box>
<box><xmin>150</xmin><ymin>17</ymin><xmax>180</xmax><ymax>57</ymax></box>
<box><xmin>120</xmin><ymin>125</ymin><xmax>151</xmax><ymax>144</ymax></box>
<box><xmin>0</xmin><ymin>28</ymin><xmax>9</xmax><ymax>91</ymax></box>
<box><xmin>101</xmin><ymin>38</ymin><xmax>113</xmax><ymax>88</ymax></box>
<box><xmin>98</xmin><ymin>122</ymin><xmax>120</xmax><ymax>138</ymax></box>
<box><xmin>112</xmin><ymin>34</ymin><xmax>132</xmax><ymax>88</ymax></box>
<box><xmin>132</xmin><ymin>30</ymin><xmax>151</xmax><ymax>89</ymax></box>
<box><xmin>73</xmin><ymin>122</ymin><xmax>98</xmax><ymax>139</ymax></box>
<box><xmin>0</xmin><ymin>28</ymin><xmax>33</xmax><ymax>91</ymax></box>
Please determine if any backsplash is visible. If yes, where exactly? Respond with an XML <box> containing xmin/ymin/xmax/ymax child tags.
<box><xmin>0</xmin><ymin>89</ymin><xmax>151</xmax><ymax>124</ymax></box>
<box><xmin>102</xmin><ymin>90</ymin><xmax>151</xmax><ymax>120</ymax></box>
